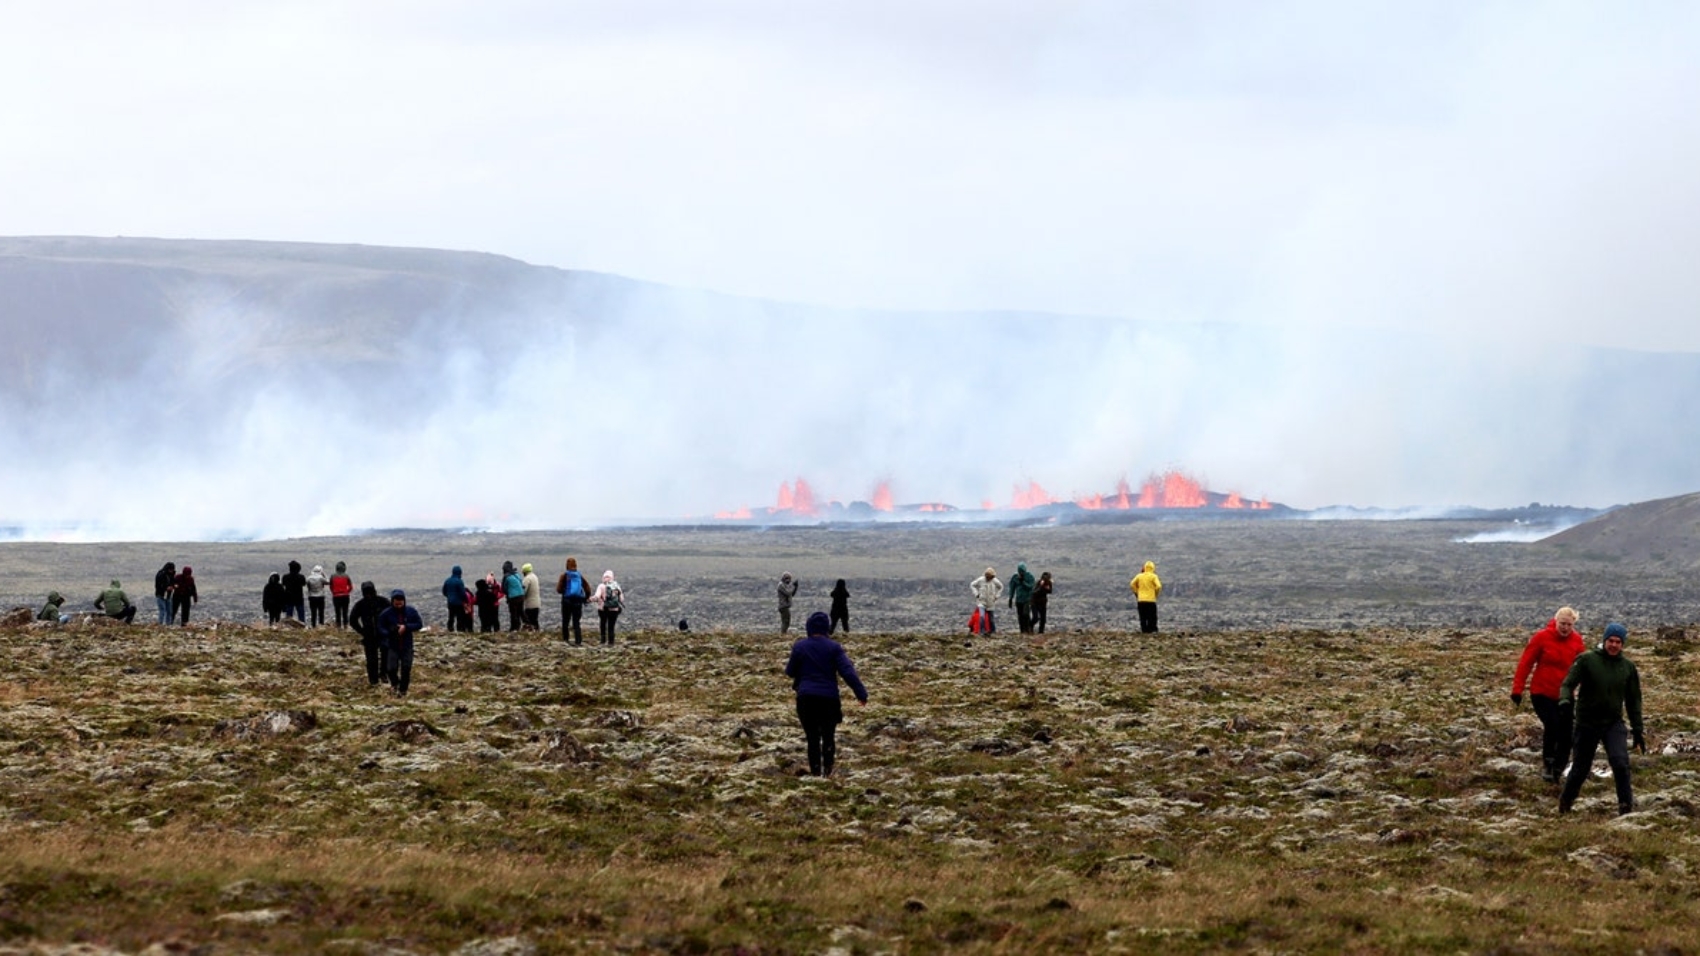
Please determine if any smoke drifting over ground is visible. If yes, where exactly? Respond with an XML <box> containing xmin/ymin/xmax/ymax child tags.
<box><xmin>3</xmin><ymin>238</ymin><xmax>1698</xmax><ymax>541</ymax></box>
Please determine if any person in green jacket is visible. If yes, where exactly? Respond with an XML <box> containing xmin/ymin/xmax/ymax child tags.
<box><xmin>1558</xmin><ymin>622</ymin><xmax>1645</xmax><ymax>815</ymax></box>
<box><xmin>38</xmin><ymin>591</ymin><xmax>67</xmax><ymax>623</ymax></box>
<box><xmin>1007</xmin><ymin>563</ymin><xmax>1038</xmax><ymax>634</ymax></box>
<box><xmin>94</xmin><ymin>580</ymin><xmax>136</xmax><ymax>624</ymax></box>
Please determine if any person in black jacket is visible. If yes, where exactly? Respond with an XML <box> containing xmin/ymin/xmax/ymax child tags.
<box><xmin>171</xmin><ymin>566</ymin><xmax>198</xmax><ymax>626</ymax></box>
<box><xmin>348</xmin><ymin>581</ymin><xmax>391</xmax><ymax>687</ymax></box>
<box><xmin>829</xmin><ymin>579</ymin><xmax>851</xmax><ymax>635</ymax></box>
<box><xmin>280</xmin><ymin>560</ymin><xmax>308</xmax><ymax>622</ymax></box>
<box><xmin>262</xmin><ymin>573</ymin><xmax>286</xmax><ymax>625</ymax></box>
<box><xmin>153</xmin><ymin>562</ymin><xmax>177</xmax><ymax>626</ymax></box>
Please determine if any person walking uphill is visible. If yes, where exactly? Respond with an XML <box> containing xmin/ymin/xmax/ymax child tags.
<box><xmin>784</xmin><ymin>611</ymin><xmax>869</xmax><ymax>778</ymax></box>
<box><xmin>1008</xmin><ymin>563</ymin><xmax>1038</xmax><ymax>634</ymax></box>
<box><xmin>95</xmin><ymin>580</ymin><xmax>136</xmax><ymax>623</ymax></box>
<box><xmin>829</xmin><ymin>579</ymin><xmax>851</xmax><ymax>634</ymax></box>
<box><xmin>349</xmin><ymin>581</ymin><xmax>391</xmax><ymax>687</ymax></box>
<box><xmin>971</xmin><ymin>568</ymin><xmax>1003</xmax><ymax>634</ymax></box>
<box><xmin>556</xmin><ymin>558</ymin><xmax>589</xmax><ymax>645</ymax></box>
<box><xmin>1032</xmin><ymin>571</ymin><xmax>1054</xmax><ymax>633</ymax></box>
<box><xmin>377</xmin><ymin>589</ymin><xmax>425</xmax><ymax>696</ymax></box>
<box><xmin>1130</xmin><ymin>561</ymin><xmax>1162</xmax><ymax>634</ymax></box>
<box><xmin>171</xmin><ymin>566</ymin><xmax>198</xmax><ymax>626</ymax></box>
<box><xmin>777</xmin><ymin>572</ymin><xmax>799</xmax><ymax>634</ymax></box>
<box><xmin>1512</xmin><ymin>606</ymin><xmax>1587</xmax><ymax>783</ymax></box>
<box><xmin>1558</xmin><ymin>622</ymin><xmax>1646</xmax><ymax>816</ymax></box>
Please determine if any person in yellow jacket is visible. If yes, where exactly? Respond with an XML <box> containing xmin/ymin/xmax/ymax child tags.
<box><xmin>1129</xmin><ymin>561</ymin><xmax>1162</xmax><ymax>633</ymax></box>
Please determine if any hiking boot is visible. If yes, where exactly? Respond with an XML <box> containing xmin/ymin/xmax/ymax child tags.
<box><xmin>1619</xmin><ymin>802</ymin><xmax>1634</xmax><ymax>816</ymax></box>
<box><xmin>1558</xmin><ymin>795</ymin><xmax>1574</xmax><ymax>814</ymax></box>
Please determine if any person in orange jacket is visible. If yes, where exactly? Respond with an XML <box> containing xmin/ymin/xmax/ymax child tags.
<box><xmin>1512</xmin><ymin>606</ymin><xmax>1587</xmax><ymax>783</ymax></box>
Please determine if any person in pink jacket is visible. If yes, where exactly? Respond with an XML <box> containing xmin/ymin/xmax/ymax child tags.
<box><xmin>1512</xmin><ymin>606</ymin><xmax>1587</xmax><ymax>783</ymax></box>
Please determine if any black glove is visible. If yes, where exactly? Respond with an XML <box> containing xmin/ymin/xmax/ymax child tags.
<box><xmin>1633</xmin><ymin>730</ymin><xmax>1646</xmax><ymax>754</ymax></box>
<box><xmin>1510</xmin><ymin>692</ymin><xmax>1523</xmax><ymax>707</ymax></box>
<box><xmin>1558</xmin><ymin>699</ymin><xmax>1573</xmax><ymax>712</ymax></box>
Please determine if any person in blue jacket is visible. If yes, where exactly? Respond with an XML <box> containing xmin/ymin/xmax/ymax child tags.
<box><xmin>783</xmin><ymin>611</ymin><xmax>869</xmax><ymax>777</ymax></box>
<box><xmin>441</xmin><ymin>565</ymin><xmax>472</xmax><ymax>633</ymax></box>
<box><xmin>377</xmin><ymin>589</ymin><xmax>425</xmax><ymax>696</ymax></box>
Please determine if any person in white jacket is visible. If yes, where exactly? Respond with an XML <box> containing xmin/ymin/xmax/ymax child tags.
<box><xmin>592</xmin><ymin>570</ymin><xmax>624</xmax><ymax>645</ymax></box>
<box><xmin>971</xmin><ymin>567</ymin><xmax>1003</xmax><ymax>634</ymax></box>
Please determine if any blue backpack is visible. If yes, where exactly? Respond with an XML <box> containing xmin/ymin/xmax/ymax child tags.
<box><xmin>563</xmin><ymin>570</ymin><xmax>585</xmax><ymax>599</ymax></box>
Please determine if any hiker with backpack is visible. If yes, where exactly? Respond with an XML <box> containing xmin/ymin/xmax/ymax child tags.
<box><xmin>556</xmin><ymin>557</ymin><xmax>589</xmax><ymax>645</ymax></box>
<box><xmin>593</xmin><ymin>569</ymin><xmax>624</xmax><ymax>645</ymax></box>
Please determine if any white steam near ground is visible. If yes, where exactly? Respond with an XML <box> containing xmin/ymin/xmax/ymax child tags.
<box><xmin>3</xmin><ymin>242</ymin><xmax>1699</xmax><ymax>541</ymax></box>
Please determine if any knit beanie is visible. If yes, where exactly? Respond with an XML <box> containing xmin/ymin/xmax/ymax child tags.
<box><xmin>1603</xmin><ymin>622</ymin><xmax>1628</xmax><ymax>644</ymax></box>
<box><xmin>806</xmin><ymin>611</ymin><xmax>832</xmax><ymax>637</ymax></box>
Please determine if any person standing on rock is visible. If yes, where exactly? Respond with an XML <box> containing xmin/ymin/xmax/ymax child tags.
<box><xmin>280</xmin><ymin>560</ymin><xmax>308</xmax><ymax>623</ymax></box>
<box><xmin>349</xmin><ymin>581</ymin><xmax>391</xmax><ymax>687</ymax></box>
<box><xmin>1512</xmin><ymin>606</ymin><xmax>1587</xmax><ymax>783</ymax></box>
<box><xmin>329</xmin><ymin>561</ymin><xmax>354</xmax><ymax>629</ymax></box>
<box><xmin>153</xmin><ymin>562</ymin><xmax>177</xmax><ymax>626</ymax></box>
<box><xmin>1007</xmin><ymin>562</ymin><xmax>1038</xmax><ymax>634</ymax></box>
<box><xmin>502</xmin><ymin>561</ymin><xmax>525</xmax><ymax>632</ymax></box>
<box><xmin>1130</xmin><ymin>561</ymin><xmax>1162</xmax><ymax>634</ymax></box>
<box><xmin>556</xmin><ymin>557</ymin><xmax>589</xmax><ymax>645</ymax></box>
<box><xmin>306</xmin><ymin>564</ymin><xmax>330</xmax><ymax>627</ymax></box>
<box><xmin>521</xmin><ymin>563</ymin><xmax>542</xmax><ymax>631</ymax></box>
<box><xmin>592</xmin><ymin>569</ymin><xmax>623</xmax><ymax>645</ymax></box>
<box><xmin>829</xmin><ymin>578</ymin><xmax>852</xmax><ymax>634</ymax></box>
<box><xmin>94</xmin><ymin>579</ymin><xmax>136</xmax><ymax>624</ymax></box>
<box><xmin>171</xmin><ymin>565</ymin><xmax>198</xmax><ymax>626</ymax></box>
<box><xmin>377</xmin><ymin>588</ymin><xmax>425</xmax><ymax>696</ymax></box>
<box><xmin>784</xmin><ymin>610</ymin><xmax>869</xmax><ymax>777</ymax></box>
<box><xmin>1558</xmin><ymin>622</ymin><xmax>1645</xmax><ymax>815</ymax></box>
<box><xmin>971</xmin><ymin>568</ymin><xmax>1003</xmax><ymax>634</ymax></box>
<box><xmin>777</xmin><ymin>572</ymin><xmax>800</xmax><ymax>634</ymax></box>
<box><xmin>1032</xmin><ymin>571</ymin><xmax>1054</xmax><ymax>634</ymax></box>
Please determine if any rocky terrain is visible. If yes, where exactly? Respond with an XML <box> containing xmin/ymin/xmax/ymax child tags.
<box><xmin>1</xmin><ymin>518</ymin><xmax>1699</xmax><ymax>953</ymax></box>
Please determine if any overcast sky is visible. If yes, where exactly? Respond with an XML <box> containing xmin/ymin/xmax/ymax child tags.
<box><xmin>4</xmin><ymin>1</ymin><xmax>1699</xmax><ymax>352</ymax></box>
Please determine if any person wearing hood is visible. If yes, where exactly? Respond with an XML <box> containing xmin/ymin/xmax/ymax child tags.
<box><xmin>502</xmin><ymin>561</ymin><xmax>526</xmax><ymax>632</ymax></box>
<box><xmin>784</xmin><ymin>611</ymin><xmax>869</xmax><ymax>777</ymax></box>
<box><xmin>1007</xmin><ymin>563</ymin><xmax>1038</xmax><ymax>634</ymax></box>
<box><xmin>262</xmin><ymin>573</ymin><xmax>286</xmax><ymax>624</ymax></box>
<box><xmin>38</xmin><ymin>591</ymin><xmax>67</xmax><ymax>624</ymax></box>
<box><xmin>171</xmin><ymin>566</ymin><xmax>199</xmax><ymax>626</ymax></box>
<box><xmin>475</xmin><ymin>575</ymin><xmax>502</xmax><ymax>633</ymax></box>
<box><xmin>305</xmin><ymin>564</ymin><xmax>330</xmax><ymax>627</ymax></box>
<box><xmin>1130</xmin><ymin>561</ymin><xmax>1162</xmax><ymax>634</ymax></box>
<box><xmin>971</xmin><ymin>568</ymin><xmax>1003</xmax><ymax>634</ymax></box>
<box><xmin>1559</xmin><ymin>622</ymin><xmax>1646</xmax><ymax>815</ymax></box>
<box><xmin>556</xmin><ymin>557</ymin><xmax>589</xmax><ymax>645</ymax></box>
<box><xmin>280</xmin><ymin>561</ymin><xmax>308</xmax><ymax>622</ymax></box>
<box><xmin>95</xmin><ymin>580</ymin><xmax>136</xmax><ymax>623</ymax></box>
<box><xmin>329</xmin><ymin>561</ymin><xmax>354</xmax><ymax>629</ymax></box>
<box><xmin>592</xmin><ymin>570</ymin><xmax>624</xmax><ymax>645</ymax></box>
<box><xmin>776</xmin><ymin>572</ymin><xmax>800</xmax><ymax>634</ymax></box>
<box><xmin>442</xmin><ymin>565</ymin><xmax>472</xmax><ymax>633</ymax></box>
<box><xmin>1511</xmin><ymin>606</ymin><xmax>1587</xmax><ymax>783</ymax></box>
<box><xmin>349</xmin><ymin>581</ymin><xmax>391</xmax><ymax>687</ymax></box>
<box><xmin>1032</xmin><ymin>571</ymin><xmax>1054</xmax><ymax>634</ymax></box>
<box><xmin>829</xmin><ymin>579</ymin><xmax>852</xmax><ymax>634</ymax></box>
<box><xmin>521</xmin><ymin>562</ymin><xmax>542</xmax><ymax>631</ymax></box>
<box><xmin>153</xmin><ymin>562</ymin><xmax>177</xmax><ymax>626</ymax></box>
<box><xmin>377</xmin><ymin>589</ymin><xmax>425</xmax><ymax>695</ymax></box>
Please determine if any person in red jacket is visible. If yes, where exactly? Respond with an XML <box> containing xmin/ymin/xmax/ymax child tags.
<box><xmin>1512</xmin><ymin>606</ymin><xmax>1587</xmax><ymax>783</ymax></box>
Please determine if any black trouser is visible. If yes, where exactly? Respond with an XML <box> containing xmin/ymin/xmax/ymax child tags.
<box><xmin>1015</xmin><ymin>601</ymin><xmax>1033</xmax><ymax>634</ymax></box>
<box><xmin>1531</xmin><ymin>694</ymin><xmax>1573</xmax><ymax>777</ymax></box>
<box><xmin>446</xmin><ymin>603</ymin><xmax>472</xmax><ymax>633</ymax></box>
<box><xmin>1561</xmin><ymin>720</ymin><xmax>1633</xmax><ymax>811</ymax></box>
<box><xmin>1033</xmin><ymin>601</ymin><xmax>1048</xmax><ymax>633</ymax></box>
<box><xmin>286</xmin><ymin>598</ymin><xmax>305</xmax><ymax>622</ymax></box>
<box><xmin>796</xmin><ymin>694</ymin><xmax>844</xmax><ymax>776</ymax></box>
<box><xmin>830</xmin><ymin>607</ymin><xmax>849</xmax><ymax>634</ymax></box>
<box><xmin>507</xmin><ymin>596</ymin><xmax>525</xmax><ymax>631</ymax></box>
<box><xmin>267</xmin><ymin>609</ymin><xmax>282</xmax><ymax>625</ymax></box>
<box><xmin>386</xmin><ymin>643</ymin><xmax>414</xmax><ymax>695</ymax></box>
<box><xmin>599</xmin><ymin>608</ymin><xmax>619</xmax><ymax>644</ymax></box>
<box><xmin>562</xmin><ymin>598</ymin><xmax>585</xmax><ymax>644</ymax></box>
<box><xmin>174</xmin><ymin>597</ymin><xmax>192</xmax><ymax>626</ymax></box>
<box><xmin>309</xmin><ymin>596</ymin><xmax>326</xmax><ymax>627</ymax></box>
<box><xmin>524</xmin><ymin>607</ymin><xmax>540</xmax><ymax>630</ymax></box>
<box><xmin>1137</xmin><ymin>601</ymin><xmax>1159</xmax><ymax>633</ymax></box>
<box><xmin>108</xmin><ymin>606</ymin><xmax>137</xmax><ymax>624</ymax></box>
<box><xmin>360</xmin><ymin>632</ymin><xmax>388</xmax><ymax>685</ymax></box>
<box><xmin>333</xmin><ymin>596</ymin><xmax>350</xmax><ymax>628</ymax></box>
<box><xmin>478</xmin><ymin>603</ymin><xmax>499</xmax><ymax>632</ymax></box>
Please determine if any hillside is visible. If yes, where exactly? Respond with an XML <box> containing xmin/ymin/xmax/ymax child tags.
<box><xmin>1541</xmin><ymin>491</ymin><xmax>1700</xmax><ymax>567</ymax></box>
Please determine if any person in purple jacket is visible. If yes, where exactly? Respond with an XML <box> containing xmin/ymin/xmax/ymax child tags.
<box><xmin>783</xmin><ymin>611</ymin><xmax>869</xmax><ymax>777</ymax></box>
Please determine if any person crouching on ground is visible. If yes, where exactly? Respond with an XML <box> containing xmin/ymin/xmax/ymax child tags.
<box><xmin>784</xmin><ymin>611</ymin><xmax>868</xmax><ymax>777</ymax></box>
<box><xmin>377</xmin><ymin>589</ymin><xmax>425</xmax><ymax>696</ymax></box>
<box><xmin>1511</xmin><ymin>606</ymin><xmax>1586</xmax><ymax>782</ymax></box>
<box><xmin>95</xmin><ymin>580</ymin><xmax>136</xmax><ymax>624</ymax></box>
<box><xmin>1558</xmin><ymin>622</ymin><xmax>1645</xmax><ymax>815</ymax></box>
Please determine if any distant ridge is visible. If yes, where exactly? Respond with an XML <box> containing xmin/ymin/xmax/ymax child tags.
<box><xmin>1540</xmin><ymin>491</ymin><xmax>1700</xmax><ymax>567</ymax></box>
